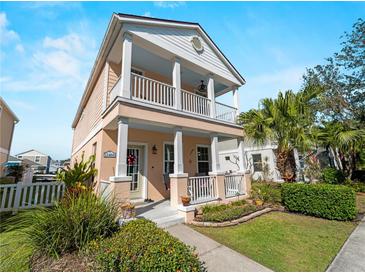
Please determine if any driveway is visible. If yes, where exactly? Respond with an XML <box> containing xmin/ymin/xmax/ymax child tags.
<box><xmin>327</xmin><ymin>216</ymin><xmax>365</xmax><ymax>272</ymax></box>
<box><xmin>167</xmin><ymin>224</ymin><xmax>272</xmax><ymax>272</ymax></box>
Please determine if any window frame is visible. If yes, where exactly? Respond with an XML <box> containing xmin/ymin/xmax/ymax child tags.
<box><xmin>196</xmin><ymin>145</ymin><xmax>211</xmax><ymax>176</ymax></box>
<box><xmin>35</xmin><ymin>156</ymin><xmax>41</xmax><ymax>163</ymax></box>
<box><xmin>163</xmin><ymin>142</ymin><xmax>174</xmax><ymax>175</ymax></box>
<box><xmin>252</xmin><ymin>153</ymin><xmax>263</xmax><ymax>172</ymax></box>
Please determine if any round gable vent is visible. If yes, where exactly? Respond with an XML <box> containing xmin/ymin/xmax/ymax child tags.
<box><xmin>191</xmin><ymin>36</ymin><xmax>204</xmax><ymax>53</ymax></box>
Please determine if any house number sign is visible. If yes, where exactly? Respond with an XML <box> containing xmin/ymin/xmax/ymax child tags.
<box><xmin>104</xmin><ymin>151</ymin><xmax>116</xmax><ymax>158</ymax></box>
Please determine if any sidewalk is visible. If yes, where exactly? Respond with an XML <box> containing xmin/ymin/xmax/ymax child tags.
<box><xmin>327</xmin><ymin>217</ymin><xmax>365</xmax><ymax>272</ymax></box>
<box><xmin>166</xmin><ymin>224</ymin><xmax>272</xmax><ymax>272</ymax></box>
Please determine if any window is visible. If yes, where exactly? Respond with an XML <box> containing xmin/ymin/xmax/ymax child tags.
<box><xmin>164</xmin><ymin>144</ymin><xmax>174</xmax><ymax>174</ymax></box>
<box><xmin>197</xmin><ymin>146</ymin><xmax>209</xmax><ymax>176</ymax></box>
<box><xmin>35</xmin><ymin>156</ymin><xmax>40</xmax><ymax>163</ymax></box>
<box><xmin>17</xmin><ymin>155</ymin><xmax>22</xmax><ymax>159</ymax></box>
<box><xmin>252</xmin><ymin>154</ymin><xmax>263</xmax><ymax>172</ymax></box>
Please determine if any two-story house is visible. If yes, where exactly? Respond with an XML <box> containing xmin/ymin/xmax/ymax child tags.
<box><xmin>0</xmin><ymin>97</ymin><xmax>19</xmax><ymax>177</ymax></box>
<box><xmin>15</xmin><ymin>149</ymin><xmax>52</xmax><ymax>174</ymax></box>
<box><xmin>71</xmin><ymin>14</ymin><xmax>251</xmax><ymax>219</ymax></box>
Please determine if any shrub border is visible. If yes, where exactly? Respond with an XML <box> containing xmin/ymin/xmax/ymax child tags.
<box><xmin>190</xmin><ymin>206</ymin><xmax>284</xmax><ymax>227</ymax></box>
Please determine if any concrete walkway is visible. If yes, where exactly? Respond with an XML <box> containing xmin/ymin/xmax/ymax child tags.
<box><xmin>167</xmin><ymin>224</ymin><xmax>272</xmax><ymax>272</ymax></box>
<box><xmin>327</xmin><ymin>216</ymin><xmax>365</xmax><ymax>272</ymax></box>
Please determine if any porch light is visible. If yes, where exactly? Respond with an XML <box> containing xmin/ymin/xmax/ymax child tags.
<box><xmin>152</xmin><ymin>145</ymin><xmax>158</xmax><ymax>154</ymax></box>
<box><xmin>198</xmin><ymin>80</ymin><xmax>207</xmax><ymax>93</ymax></box>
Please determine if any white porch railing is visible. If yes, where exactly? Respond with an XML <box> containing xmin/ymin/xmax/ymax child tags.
<box><xmin>0</xmin><ymin>182</ymin><xmax>65</xmax><ymax>213</ymax></box>
<box><xmin>131</xmin><ymin>73</ymin><xmax>175</xmax><ymax>108</ymax></box>
<box><xmin>188</xmin><ymin>176</ymin><xmax>217</xmax><ymax>204</ymax></box>
<box><xmin>215</xmin><ymin>102</ymin><xmax>237</xmax><ymax>123</ymax></box>
<box><xmin>181</xmin><ymin>89</ymin><xmax>211</xmax><ymax>117</ymax></box>
<box><xmin>224</xmin><ymin>174</ymin><xmax>244</xmax><ymax>198</ymax></box>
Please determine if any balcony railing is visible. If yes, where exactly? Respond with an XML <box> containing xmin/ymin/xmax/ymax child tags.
<box><xmin>131</xmin><ymin>73</ymin><xmax>175</xmax><ymax>108</ymax></box>
<box><xmin>181</xmin><ymin>89</ymin><xmax>211</xmax><ymax>117</ymax></box>
<box><xmin>216</xmin><ymin>102</ymin><xmax>237</xmax><ymax>123</ymax></box>
<box><xmin>109</xmin><ymin>74</ymin><xmax>238</xmax><ymax>124</ymax></box>
<box><xmin>224</xmin><ymin>174</ymin><xmax>244</xmax><ymax>198</ymax></box>
<box><xmin>188</xmin><ymin>176</ymin><xmax>217</xmax><ymax>204</ymax></box>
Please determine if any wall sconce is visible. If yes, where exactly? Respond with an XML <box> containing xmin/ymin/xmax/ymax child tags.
<box><xmin>152</xmin><ymin>145</ymin><xmax>158</xmax><ymax>154</ymax></box>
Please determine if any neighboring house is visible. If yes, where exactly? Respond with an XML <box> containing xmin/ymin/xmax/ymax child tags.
<box><xmin>15</xmin><ymin>149</ymin><xmax>52</xmax><ymax>174</ymax></box>
<box><xmin>0</xmin><ymin>97</ymin><xmax>19</xmax><ymax>177</ymax></box>
<box><xmin>218</xmin><ymin>139</ymin><xmax>339</xmax><ymax>182</ymax></box>
<box><xmin>71</xmin><ymin>13</ymin><xmax>249</xmax><ymax>211</ymax></box>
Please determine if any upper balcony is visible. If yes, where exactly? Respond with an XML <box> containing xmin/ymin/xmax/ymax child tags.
<box><xmin>103</xmin><ymin>29</ymin><xmax>243</xmax><ymax>126</ymax></box>
<box><xmin>109</xmin><ymin>72</ymin><xmax>238</xmax><ymax>124</ymax></box>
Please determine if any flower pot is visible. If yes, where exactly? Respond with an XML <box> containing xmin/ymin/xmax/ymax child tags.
<box><xmin>181</xmin><ymin>196</ymin><xmax>191</xmax><ymax>206</ymax></box>
<box><xmin>254</xmin><ymin>199</ymin><xmax>264</xmax><ymax>206</ymax></box>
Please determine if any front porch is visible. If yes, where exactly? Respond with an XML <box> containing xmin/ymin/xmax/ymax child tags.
<box><xmin>100</xmin><ymin>117</ymin><xmax>250</xmax><ymax>218</ymax></box>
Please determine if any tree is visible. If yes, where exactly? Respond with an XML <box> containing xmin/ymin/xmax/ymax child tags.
<box><xmin>303</xmin><ymin>18</ymin><xmax>365</xmax><ymax>177</ymax></box>
<box><xmin>238</xmin><ymin>86</ymin><xmax>321</xmax><ymax>182</ymax></box>
<box><xmin>303</xmin><ymin>18</ymin><xmax>365</xmax><ymax>125</ymax></box>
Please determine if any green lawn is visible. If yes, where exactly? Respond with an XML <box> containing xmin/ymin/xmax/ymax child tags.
<box><xmin>0</xmin><ymin>213</ymin><xmax>33</xmax><ymax>272</ymax></box>
<box><xmin>193</xmin><ymin>212</ymin><xmax>357</xmax><ymax>272</ymax></box>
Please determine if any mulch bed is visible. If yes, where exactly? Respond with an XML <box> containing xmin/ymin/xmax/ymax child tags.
<box><xmin>30</xmin><ymin>252</ymin><xmax>94</xmax><ymax>272</ymax></box>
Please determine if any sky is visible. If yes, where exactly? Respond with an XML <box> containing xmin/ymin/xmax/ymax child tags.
<box><xmin>1</xmin><ymin>1</ymin><xmax>364</xmax><ymax>160</ymax></box>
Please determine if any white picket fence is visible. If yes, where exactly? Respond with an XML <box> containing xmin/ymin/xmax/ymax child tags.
<box><xmin>188</xmin><ymin>176</ymin><xmax>217</xmax><ymax>204</ymax></box>
<box><xmin>0</xmin><ymin>181</ymin><xmax>65</xmax><ymax>213</ymax></box>
<box><xmin>224</xmin><ymin>174</ymin><xmax>244</xmax><ymax>198</ymax></box>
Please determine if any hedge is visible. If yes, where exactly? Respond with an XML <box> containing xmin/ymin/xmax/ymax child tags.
<box><xmin>86</xmin><ymin>219</ymin><xmax>205</xmax><ymax>272</ymax></box>
<box><xmin>281</xmin><ymin>183</ymin><xmax>357</xmax><ymax>221</ymax></box>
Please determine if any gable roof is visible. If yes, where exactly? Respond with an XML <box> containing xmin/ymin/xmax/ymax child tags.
<box><xmin>0</xmin><ymin>97</ymin><xmax>19</xmax><ymax>123</ymax></box>
<box><xmin>72</xmin><ymin>13</ymin><xmax>245</xmax><ymax>128</ymax></box>
<box><xmin>15</xmin><ymin>149</ymin><xmax>49</xmax><ymax>157</ymax></box>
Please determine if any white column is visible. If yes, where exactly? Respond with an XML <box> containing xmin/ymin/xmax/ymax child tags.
<box><xmin>173</xmin><ymin>57</ymin><xmax>181</xmax><ymax>110</ymax></box>
<box><xmin>210</xmin><ymin>135</ymin><xmax>220</xmax><ymax>173</ymax></box>
<box><xmin>207</xmin><ymin>75</ymin><xmax>215</xmax><ymax>118</ymax></box>
<box><xmin>115</xmin><ymin>117</ymin><xmax>128</xmax><ymax>177</ymax></box>
<box><xmin>173</xmin><ymin>128</ymin><xmax>184</xmax><ymax>174</ymax></box>
<box><xmin>237</xmin><ymin>138</ymin><xmax>246</xmax><ymax>172</ymax></box>
<box><xmin>233</xmin><ymin>88</ymin><xmax>239</xmax><ymax>119</ymax></box>
<box><xmin>120</xmin><ymin>32</ymin><xmax>133</xmax><ymax>99</ymax></box>
<box><xmin>102</xmin><ymin>62</ymin><xmax>110</xmax><ymax>111</ymax></box>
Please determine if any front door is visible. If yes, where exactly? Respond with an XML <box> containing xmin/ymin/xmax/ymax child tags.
<box><xmin>127</xmin><ymin>146</ymin><xmax>145</xmax><ymax>199</ymax></box>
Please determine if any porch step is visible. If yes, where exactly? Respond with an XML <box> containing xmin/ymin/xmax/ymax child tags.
<box><xmin>135</xmin><ymin>199</ymin><xmax>184</xmax><ymax>228</ymax></box>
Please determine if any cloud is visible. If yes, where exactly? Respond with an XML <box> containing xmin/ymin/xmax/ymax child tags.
<box><xmin>241</xmin><ymin>66</ymin><xmax>306</xmax><ymax>110</ymax></box>
<box><xmin>143</xmin><ymin>11</ymin><xmax>152</xmax><ymax>17</ymax></box>
<box><xmin>43</xmin><ymin>33</ymin><xmax>84</xmax><ymax>53</ymax></box>
<box><xmin>154</xmin><ymin>1</ymin><xmax>185</xmax><ymax>8</ymax></box>
<box><xmin>8</xmin><ymin>100</ymin><xmax>35</xmax><ymax>111</ymax></box>
<box><xmin>15</xmin><ymin>44</ymin><xmax>25</xmax><ymax>53</ymax></box>
<box><xmin>0</xmin><ymin>12</ymin><xmax>20</xmax><ymax>43</ymax></box>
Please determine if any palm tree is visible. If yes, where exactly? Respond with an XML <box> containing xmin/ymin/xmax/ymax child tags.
<box><xmin>316</xmin><ymin>121</ymin><xmax>365</xmax><ymax>178</ymax></box>
<box><xmin>238</xmin><ymin>86</ymin><xmax>320</xmax><ymax>182</ymax></box>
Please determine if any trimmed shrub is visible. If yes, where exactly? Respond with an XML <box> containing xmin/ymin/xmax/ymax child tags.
<box><xmin>7</xmin><ymin>191</ymin><xmax>119</xmax><ymax>257</ymax></box>
<box><xmin>281</xmin><ymin>183</ymin><xmax>356</xmax><ymax>221</ymax></box>
<box><xmin>346</xmin><ymin>181</ymin><xmax>365</xmax><ymax>193</ymax></box>
<box><xmin>201</xmin><ymin>203</ymin><xmax>229</xmax><ymax>214</ymax></box>
<box><xmin>251</xmin><ymin>182</ymin><xmax>282</xmax><ymax>204</ymax></box>
<box><xmin>201</xmin><ymin>204</ymin><xmax>256</xmax><ymax>222</ymax></box>
<box><xmin>86</xmin><ymin>219</ymin><xmax>204</xmax><ymax>272</ymax></box>
<box><xmin>322</xmin><ymin>167</ymin><xmax>345</xmax><ymax>184</ymax></box>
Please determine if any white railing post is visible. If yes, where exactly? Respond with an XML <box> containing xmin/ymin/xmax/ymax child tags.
<box><xmin>120</xmin><ymin>32</ymin><xmax>133</xmax><ymax>99</ymax></box>
<box><xmin>233</xmin><ymin>88</ymin><xmax>239</xmax><ymax>120</ymax></box>
<box><xmin>173</xmin><ymin>57</ymin><xmax>181</xmax><ymax>110</ymax></box>
<box><xmin>173</xmin><ymin>127</ymin><xmax>184</xmax><ymax>174</ymax></box>
<box><xmin>210</xmin><ymin>134</ymin><xmax>220</xmax><ymax>173</ymax></box>
<box><xmin>207</xmin><ymin>75</ymin><xmax>215</xmax><ymax>119</ymax></box>
<box><xmin>115</xmin><ymin>117</ymin><xmax>129</xmax><ymax>178</ymax></box>
<box><xmin>12</xmin><ymin>181</ymin><xmax>23</xmax><ymax>214</ymax></box>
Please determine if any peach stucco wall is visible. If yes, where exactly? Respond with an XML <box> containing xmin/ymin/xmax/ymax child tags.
<box><xmin>71</xmin><ymin>127</ymin><xmax>211</xmax><ymax>202</ymax></box>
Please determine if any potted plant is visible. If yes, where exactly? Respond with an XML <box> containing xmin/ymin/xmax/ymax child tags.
<box><xmin>251</xmin><ymin>188</ymin><xmax>264</xmax><ymax>206</ymax></box>
<box><xmin>181</xmin><ymin>196</ymin><xmax>191</xmax><ymax>206</ymax></box>
<box><xmin>120</xmin><ymin>202</ymin><xmax>136</xmax><ymax>219</ymax></box>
